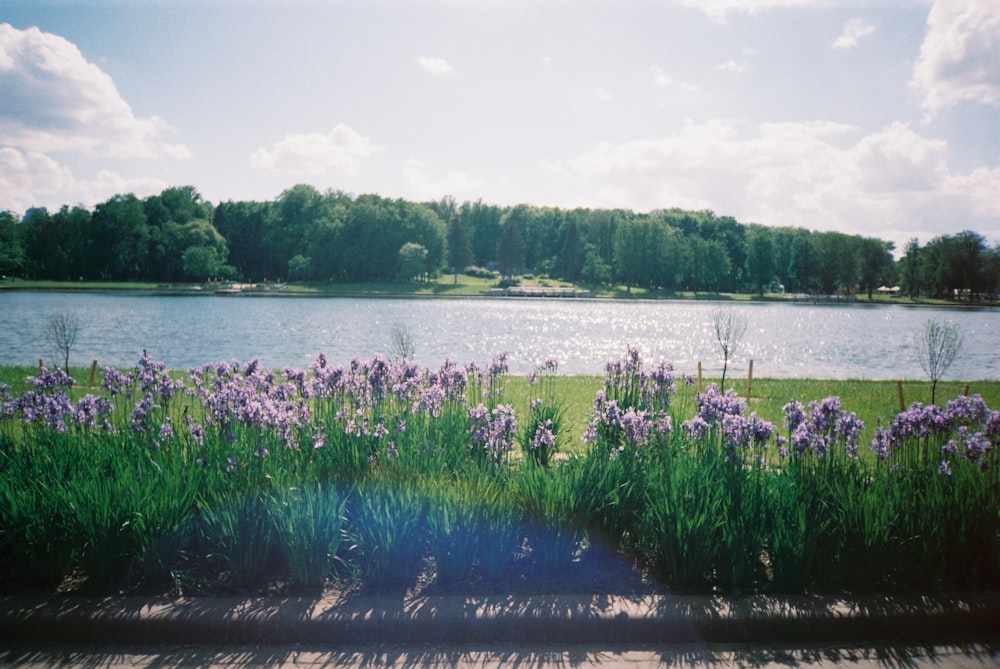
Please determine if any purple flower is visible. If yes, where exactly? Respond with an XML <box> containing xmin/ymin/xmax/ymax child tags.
<box><xmin>783</xmin><ymin>400</ymin><xmax>806</xmax><ymax>432</ymax></box>
<box><xmin>871</xmin><ymin>426</ymin><xmax>892</xmax><ymax>460</ymax></box>
<box><xmin>683</xmin><ymin>415</ymin><xmax>711</xmax><ymax>440</ymax></box>
<box><xmin>621</xmin><ymin>408</ymin><xmax>651</xmax><ymax>447</ymax></box>
<box><xmin>945</xmin><ymin>394</ymin><xmax>989</xmax><ymax>425</ymax></box>
<box><xmin>531</xmin><ymin>419</ymin><xmax>556</xmax><ymax>451</ymax></box>
<box><xmin>468</xmin><ymin>402</ymin><xmax>519</xmax><ymax>460</ymax></box>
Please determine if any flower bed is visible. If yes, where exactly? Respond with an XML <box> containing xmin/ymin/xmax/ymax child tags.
<box><xmin>1</xmin><ymin>349</ymin><xmax>998</xmax><ymax>596</ymax></box>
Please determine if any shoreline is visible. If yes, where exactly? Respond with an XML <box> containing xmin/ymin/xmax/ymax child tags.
<box><xmin>1</xmin><ymin>280</ymin><xmax>994</xmax><ymax>308</ymax></box>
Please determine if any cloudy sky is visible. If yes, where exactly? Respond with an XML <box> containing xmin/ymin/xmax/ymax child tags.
<box><xmin>1</xmin><ymin>0</ymin><xmax>998</xmax><ymax>252</ymax></box>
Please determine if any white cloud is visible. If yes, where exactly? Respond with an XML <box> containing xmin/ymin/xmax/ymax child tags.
<box><xmin>402</xmin><ymin>157</ymin><xmax>485</xmax><ymax>202</ymax></box>
<box><xmin>595</xmin><ymin>85</ymin><xmax>612</xmax><ymax>101</ymax></box>
<box><xmin>250</xmin><ymin>124</ymin><xmax>384</xmax><ymax>174</ymax></box>
<box><xmin>676</xmin><ymin>0</ymin><xmax>832</xmax><ymax>23</ymax></box>
<box><xmin>548</xmin><ymin>119</ymin><xmax>997</xmax><ymax>249</ymax></box>
<box><xmin>716</xmin><ymin>58</ymin><xmax>750</xmax><ymax>73</ymax></box>
<box><xmin>944</xmin><ymin>166</ymin><xmax>1000</xmax><ymax>219</ymax></box>
<box><xmin>850</xmin><ymin>121</ymin><xmax>947</xmax><ymax>193</ymax></box>
<box><xmin>912</xmin><ymin>0</ymin><xmax>1000</xmax><ymax>116</ymax></box>
<box><xmin>833</xmin><ymin>18</ymin><xmax>876</xmax><ymax>50</ymax></box>
<box><xmin>416</xmin><ymin>56</ymin><xmax>456</xmax><ymax>76</ymax></box>
<box><xmin>0</xmin><ymin>23</ymin><xmax>189</xmax><ymax>159</ymax></box>
<box><xmin>649</xmin><ymin>65</ymin><xmax>673</xmax><ymax>87</ymax></box>
<box><xmin>0</xmin><ymin>146</ymin><xmax>165</xmax><ymax>213</ymax></box>
<box><xmin>716</xmin><ymin>48</ymin><xmax>757</xmax><ymax>73</ymax></box>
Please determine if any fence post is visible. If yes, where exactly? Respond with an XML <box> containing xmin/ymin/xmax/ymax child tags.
<box><xmin>746</xmin><ymin>359</ymin><xmax>754</xmax><ymax>400</ymax></box>
<box><xmin>39</xmin><ymin>358</ymin><xmax>44</xmax><ymax>373</ymax></box>
<box><xmin>897</xmin><ymin>380</ymin><xmax>905</xmax><ymax>412</ymax></box>
<box><xmin>89</xmin><ymin>359</ymin><xmax>98</xmax><ymax>387</ymax></box>
<box><xmin>964</xmin><ymin>383</ymin><xmax>970</xmax><ymax>397</ymax></box>
<box><xmin>697</xmin><ymin>361</ymin><xmax>703</xmax><ymax>392</ymax></box>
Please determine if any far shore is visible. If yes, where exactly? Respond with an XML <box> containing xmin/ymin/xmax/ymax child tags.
<box><xmin>1</xmin><ymin>277</ymin><xmax>994</xmax><ymax>308</ymax></box>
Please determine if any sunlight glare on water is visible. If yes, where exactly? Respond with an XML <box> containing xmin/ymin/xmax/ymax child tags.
<box><xmin>0</xmin><ymin>293</ymin><xmax>996</xmax><ymax>380</ymax></box>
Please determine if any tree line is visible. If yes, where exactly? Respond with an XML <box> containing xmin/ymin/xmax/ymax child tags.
<box><xmin>1</xmin><ymin>183</ymin><xmax>997</xmax><ymax>300</ymax></box>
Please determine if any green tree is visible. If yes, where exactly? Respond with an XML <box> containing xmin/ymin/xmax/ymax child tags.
<box><xmin>813</xmin><ymin>232</ymin><xmax>857</xmax><ymax>296</ymax></box>
<box><xmin>613</xmin><ymin>218</ymin><xmax>647</xmax><ymax>290</ymax></box>
<box><xmin>769</xmin><ymin>227</ymin><xmax>801</xmax><ymax>293</ymax></box>
<box><xmin>91</xmin><ymin>194</ymin><xmax>150</xmax><ymax>280</ymax></box>
<box><xmin>985</xmin><ymin>244</ymin><xmax>1000</xmax><ymax>299</ymax></box>
<box><xmin>266</xmin><ymin>184</ymin><xmax>335</xmax><ymax>280</ymax></box>
<box><xmin>792</xmin><ymin>233</ymin><xmax>818</xmax><ymax>294</ymax></box>
<box><xmin>686</xmin><ymin>237</ymin><xmax>731</xmax><ymax>293</ymax></box>
<box><xmin>446</xmin><ymin>217</ymin><xmax>474</xmax><ymax>283</ymax></box>
<box><xmin>953</xmin><ymin>230</ymin><xmax>989</xmax><ymax>299</ymax></box>
<box><xmin>556</xmin><ymin>218</ymin><xmax>583</xmax><ymax>282</ymax></box>
<box><xmin>746</xmin><ymin>227</ymin><xmax>776</xmax><ymax>296</ymax></box>
<box><xmin>19</xmin><ymin>207</ymin><xmax>55</xmax><ymax>278</ymax></box>
<box><xmin>857</xmin><ymin>237</ymin><xmax>895</xmax><ymax>299</ymax></box>
<box><xmin>580</xmin><ymin>242</ymin><xmax>611</xmax><ymax>285</ymax></box>
<box><xmin>397</xmin><ymin>242</ymin><xmax>429</xmax><ymax>281</ymax></box>
<box><xmin>0</xmin><ymin>210</ymin><xmax>24</xmax><ymax>276</ymax></box>
<box><xmin>698</xmin><ymin>213</ymin><xmax>746</xmax><ymax>292</ymax></box>
<box><xmin>461</xmin><ymin>199</ymin><xmax>503</xmax><ymax>266</ymax></box>
<box><xmin>288</xmin><ymin>254</ymin><xmax>313</xmax><ymax>281</ymax></box>
<box><xmin>146</xmin><ymin>186</ymin><xmax>218</xmax><ymax>282</ymax></box>
<box><xmin>214</xmin><ymin>200</ymin><xmax>270</xmax><ymax>281</ymax></box>
<box><xmin>900</xmin><ymin>238</ymin><xmax>921</xmax><ymax>298</ymax></box>
<box><xmin>579</xmin><ymin>209</ymin><xmax>622</xmax><ymax>280</ymax></box>
<box><xmin>181</xmin><ymin>245</ymin><xmax>223</xmax><ymax>282</ymax></box>
<box><xmin>496</xmin><ymin>217</ymin><xmax>526</xmax><ymax>278</ymax></box>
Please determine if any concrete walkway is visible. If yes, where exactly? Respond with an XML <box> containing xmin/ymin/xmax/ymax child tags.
<box><xmin>4</xmin><ymin>641</ymin><xmax>1000</xmax><ymax>668</ymax></box>
<box><xmin>2</xmin><ymin>590</ymin><xmax>999</xmax><ymax>667</ymax></box>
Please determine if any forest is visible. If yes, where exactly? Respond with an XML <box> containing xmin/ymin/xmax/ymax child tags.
<box><xmin>1</xmin><ymin>184</ymin><xmax>997</xmax><ymax>301</ymax></box>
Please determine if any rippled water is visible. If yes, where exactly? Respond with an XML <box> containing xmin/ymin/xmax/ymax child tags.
<box><xmin>1</xmin><ymin>291</ymin><xmax>997</xmax><ymax>379</ymax></box>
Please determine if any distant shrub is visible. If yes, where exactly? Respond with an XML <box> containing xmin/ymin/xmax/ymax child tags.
<box><xmin>464</xmin><ymin>266</ymin><xmax>497</xmax><ymax>279</ymax></box>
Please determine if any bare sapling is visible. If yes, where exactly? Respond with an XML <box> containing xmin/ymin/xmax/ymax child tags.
<box><xmin>915</xmin><ymin>318</ymin><xmax>962</xmax><ymax>405</ymax></box>
<box><xmin>45</xmin><ymin>311</ymin><xmax>81</xmax><ymax>373</ymax></box>
<box><xmin>712</xmin><ymin>307</ymin><xmax>747</xmax><ymax>392</ymax></box>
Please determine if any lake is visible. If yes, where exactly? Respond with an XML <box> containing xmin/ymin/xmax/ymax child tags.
<box><xmin>1</xmin><ymin>291</ymin><xmax>998</xmax><ymax>380</ymax></box>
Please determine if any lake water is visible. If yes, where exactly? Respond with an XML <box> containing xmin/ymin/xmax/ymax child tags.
<box><xmin>1</xmin><ymin>291</ymin><xmax>998</xmax><ymax>380</ymax></box>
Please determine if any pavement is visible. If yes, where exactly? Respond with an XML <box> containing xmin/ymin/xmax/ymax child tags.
<box><xmin>2</xmin><ymin>590</ymin><xmax>999</xmax><ymax>667</ymax></box>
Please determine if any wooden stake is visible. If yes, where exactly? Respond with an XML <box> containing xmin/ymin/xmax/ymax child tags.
<box><xmin>897</xmin><ymin>380</ymin><xmax>905</xmax><ymax>412</ymax></box>
<box><xmin>746</xmin><ymin>359</ymin><xmax>754</xmax><ymax>400</ymax></box>
<box><xmin>964</xmin><ymin>384</ymin><xmax>970</xmax><ymax>397</ymax></box>
<box><xmin>39</xmin><ymin>358</ymin><xmax>44</xmax><ymax>373</ymax></box>
<box><xmin>697</xmin><ymin>361</ymin><xmax>703</xmax><ymax>392</ymax></box>
<box><xmin>89</xmin><ymin>359</ymin><xmax>98</xmax><ymax>387</ymax></box>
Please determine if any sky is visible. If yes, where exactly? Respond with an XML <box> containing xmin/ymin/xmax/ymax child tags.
<box><xmin>1</xmin><ymin>0</ymin><xmax>998</xmax><ymax>254</ymax></box>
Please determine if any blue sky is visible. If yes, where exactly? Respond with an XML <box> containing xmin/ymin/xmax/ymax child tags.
<box><xmin>1</xmin><ymin>0</ymin><xmax>998</xmax><ymax>253</ymax></box>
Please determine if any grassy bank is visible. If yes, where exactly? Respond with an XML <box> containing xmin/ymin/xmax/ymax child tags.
<box><xmin>2</xmin><ymin>275</ymin><xmax>982</xmax><ymax>306</ymax></box>
<box><xmin>2</xmin><ymin>353</ymin><xmax>999</xmax><ymax>598</ymax></box>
